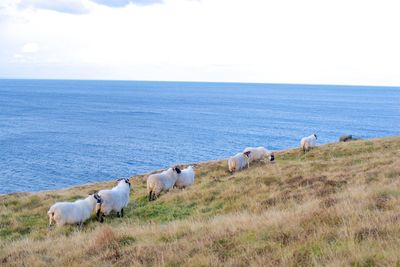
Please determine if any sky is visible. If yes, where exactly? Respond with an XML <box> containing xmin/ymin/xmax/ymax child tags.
<box><xmin>0</xmin><ymin>0</ymin><xmax>400</xmax><ymax>86</ymax></box>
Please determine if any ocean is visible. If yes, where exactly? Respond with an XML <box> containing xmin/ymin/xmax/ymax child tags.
<box><xmin>0</xmin><ymin>79</ymin><xmax>399</xmax><ymax>194</ymax></box>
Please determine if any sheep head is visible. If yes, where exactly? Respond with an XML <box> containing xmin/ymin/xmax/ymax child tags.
<box><xmin>93</xmin><ymin>193</ymin><xmax>103</xmax><ymax>204</ymax></box>
<box><xmin>243</xmin><ymin>151</ymin><xmax>251</xmax><ymax>158</ymax></box>
<box><xmin>116</xmin><ymin>178</ymin><xmax>131</xmax><ymax>188</ymax></box>
<box><xmin>124</xmin><ymin>178</ymin><xmax>131</xmax><ymax>187</ymax></box>
<box><xmin>173</xmin><ymin>167</ymin><xmax>181</xmax><ymax>174</ymax></box>
<box><xmin>269</xmin><ymin>153</ymin><xmax>275</xmax><ymax>162</ymax></box>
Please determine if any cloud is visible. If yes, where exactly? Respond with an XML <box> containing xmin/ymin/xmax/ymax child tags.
<box><xmin>0</xmin><ymin>0</ymin><xmax>16</xmax><ymax>21</ymax></box>
<box><xmin>21</xmin><ymin>42</ymin><xmax>39</xmax><ymax>53</ymax></box>
<box><xmin>2</xmin><ymin>0</ymin><xmax>400</xmax><ymax>86</ymax></box>
<box><xmin>18</xmin><ymin>0</ymin><xmax>90</xmax><ymax>14</ymax></box>
<box><xmin>16</xmin><ymin>0</ymin><xmax>163</xmax><ymax>14</ymax></box>
<box><xmin>91</xmin><ymin>0</ymin><xmax>163</xmax><ymax>7</ymax></box>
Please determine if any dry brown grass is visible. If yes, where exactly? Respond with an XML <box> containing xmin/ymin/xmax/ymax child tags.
<box><xmin>0</xmin><ymin>136</ymin><xmax>400</xmax><ymax>266</ymax></box>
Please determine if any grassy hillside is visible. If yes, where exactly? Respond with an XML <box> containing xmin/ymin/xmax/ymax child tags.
<box><xmin>0</xmin><ymin>137</ymin><xmax>399</xmax><ymax>266</ymax></box>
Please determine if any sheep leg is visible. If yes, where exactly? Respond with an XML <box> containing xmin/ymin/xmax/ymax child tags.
<box><xmin>153</xmin><ymin>192</ymin><xmax>158</xmax><ymax>201</ymax></box>
<box><xmin>149</xmin><ymin>191</ymin><xmax>152</xmax><ymax>201</ymax></box>
<box><xmin>96</xmin><ymin>209</ymin><xmax>101</xmax><ymax>222</ymax></box>
<box><xmin>98</xmin><ymin>212</ymin><xmax>104</xmax><ymax>223</ymax></box>
<box><xmin>117</xmin><ymin>209</ymin><xmax>124</xmax><ymax>217</ymax></box>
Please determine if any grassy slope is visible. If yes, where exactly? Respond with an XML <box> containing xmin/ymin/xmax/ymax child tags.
<box><xmin>0</xmin><ymin>137</ymin><xmax>399</xmax><ymax>266</ymax></box>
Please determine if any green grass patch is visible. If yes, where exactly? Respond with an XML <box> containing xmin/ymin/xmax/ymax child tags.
<box><xmin>18</xmin><ymin>214</ymin><xmax>43</xmax><ymax>226</ymax></box>
<box><xmin>131</xmin><ymin>200</ymin><xmax>196</xmax><ymax>222</ymax></box>
<box><xmin>278</xmin><ymin>151</ymin><xmax>303</xmax><ymax>161</ymax></box>
<box><xmin>64</xmin><ymin>195</ymin><xmax>86</xmax><ymax>202</ymax></box>
<box><xmin>0</xmin><ymin>228</ymin><xmax>13</xmax><ymax>238</ymax></box>
<box><xmin>351</xmin><ymin>254</ymin><xmax>384</xmax><ymax>267</ymax></box>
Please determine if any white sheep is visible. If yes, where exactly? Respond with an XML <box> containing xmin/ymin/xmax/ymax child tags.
<box><xmin>96</xmin><ymin>178</ymin><xmax>131</xmax><ymax>222</ymax></box>
<box><xmin>47</xmin><ymin>193</ymin><xmax>102</xmax><ymax>227</ymax></box>
<box><xmin>147</xmin><ymin>167</ymin><xmax>181</xmax><ymax>201</ymax></box>
<box><xmin>243</xmin><ymin>146</ymin><xmax>274</xmax><ymax>162</ymax></box>
<box><xmin>228</xmin><ymin>151</ymin><xmax>251</xmax><ymax>173</ymax></box>
<box><xmin>300</xmin><ymin>133</ymin><xmax>317</xmax><ymax>153</ymax></box>
<box><xmin>174</xmin><ymin>166</ymin><xmax>195</xmax><ymax>189</ymax></box>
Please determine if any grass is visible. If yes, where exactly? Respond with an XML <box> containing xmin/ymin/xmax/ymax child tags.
<box><xmin>0</xmin><ymin>136</ymin><xmax>399</xmax><ymax>266</ymax></box>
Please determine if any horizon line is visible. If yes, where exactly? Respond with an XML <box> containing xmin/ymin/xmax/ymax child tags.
<box><xmin>0</xmin><ymin>77</ymin><xmax>399</xmax><ymax>89</ymax></box>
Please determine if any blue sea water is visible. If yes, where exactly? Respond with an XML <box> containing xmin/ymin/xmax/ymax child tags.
<box><xmin>0</xmin><ymin>79</ymin><xmax>399</xmax><ymax>194</ymax></box>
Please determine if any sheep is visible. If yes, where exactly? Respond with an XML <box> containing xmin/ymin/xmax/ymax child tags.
<box><xmin>339</xmin><ymin>134</ymin><xmax>353</xmax><ymax>142</ymax></box>
<box><xmin>300</xmin><ymin>134</ymin><xmax>317</xmax><ymax>153</ymax></box>
<box><xmin>174</xmin><ymin>166</ymin><xmax>195</xmax><ymax>189</ymax></box>
<box><xmin>96</xmin><ymin>178</ymin><xmax>131</xmax><ymax>223</ymax></box>
<box><xmin>47</xmin><ymin>193</ymin><xmax>102</xmax><ymax>227</ymax></box>
<box><xmin>147</xmin><ymin>167</ymin><xmax>181</xmax><ymax>201</ymax></box>
<box><xmin>243</xmin><ymin>146</ymin><xmax>274</xmax><ymax>163</ymax></box>
<box><xmin>228</xmin><ymin>151</ymin><xmax>251</xmax><ymax>173</ymax></box>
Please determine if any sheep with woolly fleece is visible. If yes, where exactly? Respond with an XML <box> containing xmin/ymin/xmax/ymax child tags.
<box><xmin>96</xmin><ymin>178</ymin><xmax>131</xmax><ymax>223</ymax></box>
<box><xmin>300</xmin><ymin>134</ymin><xmax>317</xmax><ymax>153</ymax></box>
<box><xmin>243</xmin><ymin>146</ymin><xmax>274</xmax><ymax>163</ymax></box>
<box><xmin>147</xmin><ymin>167</ymin><xmax>181</xmax><ymax>201</ymax></box>
<box><xmin>228</xmin><ymin>151</ymin><xmax>251</xmax><ymax>173</ymax></box>
<box><xmin>48</xmin><ymin>193</ymin><xmax>102</xmax><ymax>227</ymax></box>
<box><xmin>174</xmin><ymin>166</ymin><xmax>195</xmax><ymax>189</ymax></box>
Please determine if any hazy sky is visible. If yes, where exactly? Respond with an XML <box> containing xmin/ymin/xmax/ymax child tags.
<box><xmin>1</xmin><ymin>0</ymin><xmax>400</xmax><ymax>85</ymax></box>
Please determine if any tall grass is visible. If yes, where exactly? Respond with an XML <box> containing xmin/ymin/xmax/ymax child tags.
<box><xmin>0</xmin><ymin>137</ymin><xmax>399</xmax><ymax>266</ymax></box>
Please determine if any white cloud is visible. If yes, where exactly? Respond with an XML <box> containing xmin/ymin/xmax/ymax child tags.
<box><xmin>92</xmin><ymin>0</ymin><xmax>163</xmax><ymax>7</ymax></box>
<box><xmin>18</xmin><ymin>0</ymin><xmax>90</xmax><ymax>14</ymax></box>
<box><xmin>13</xmin><ymin>53</ymin><xmax>24</xmax><ymax>59</ymax></box>
<box><xmin>16</xmin><ymin>0</ymin><xmax>163</xmax><ymax>14</ymax></box>
<box><xmin>21</xmin><ymin>42</ymin><xmax>39</xmax><ymax>53</ymax></box>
